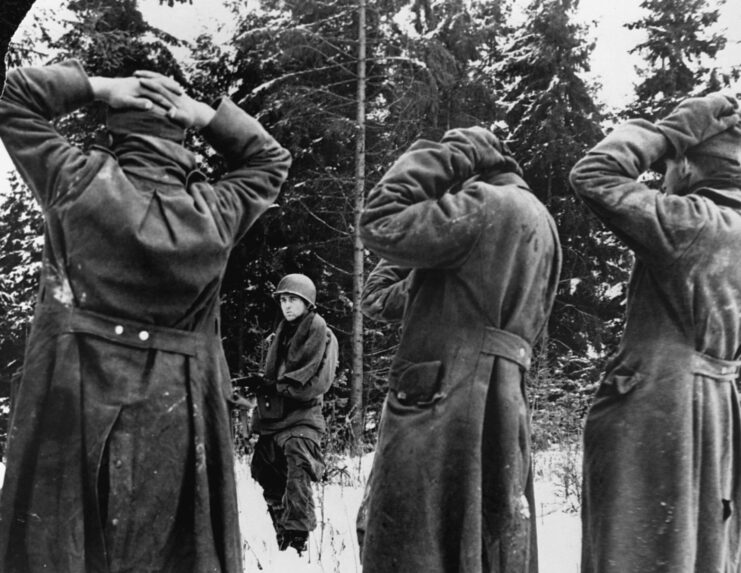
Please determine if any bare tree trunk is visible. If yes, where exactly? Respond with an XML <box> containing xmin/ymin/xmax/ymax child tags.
<box><xmin>350</xmin><ymin>0</ymin><xmax>367</xmax><ymax>448</ymax></box>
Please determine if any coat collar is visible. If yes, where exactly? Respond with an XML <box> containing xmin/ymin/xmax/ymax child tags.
<box><xmin>105</xmin><ymin>134</ymin><xmax>199</xmax><ymax>187</ymax></box>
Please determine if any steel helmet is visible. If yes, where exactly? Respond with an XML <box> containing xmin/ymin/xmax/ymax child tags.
<box><xmin>273</xmin><ymin>273</ymin><xmax>316</xmax><ymax>307</ymax></box>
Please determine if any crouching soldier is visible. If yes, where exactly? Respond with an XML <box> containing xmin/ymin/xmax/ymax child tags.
<box><xmin>250</xmin><ymin>273</ymin><xmax>339</xmax><ymax>555</ymax></box>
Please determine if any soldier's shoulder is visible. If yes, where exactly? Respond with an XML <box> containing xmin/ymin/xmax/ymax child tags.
<box><xmin>308</xmin><ymin>311</ymin><xmax>328</xmax><ymax>330</ymax></box>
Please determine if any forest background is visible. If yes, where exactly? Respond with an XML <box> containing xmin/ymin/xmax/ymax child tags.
<box><xmin>1</xmin><ymin>0</ymin><xmax>740</xmax><ymax>461</ymax></box>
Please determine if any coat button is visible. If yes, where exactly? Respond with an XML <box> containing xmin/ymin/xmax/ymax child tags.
<box><xmin>519</xmin><ymin>348</ymin><xmax>526</xmax><ymax>357</ymax></box>
<box><xmin>114</xmin><ymin>459</ymin><xmax>123</xmax><ymax>468</ymax></box>
<box><xmin>138</xmin><ymin>330</ymin><xmax>150</xmax><ymax>341</ymax></box>
<box><xmin>397</xmin><ymin>391</ymin><xmax>407</xmax><ymax>400</ymax></box>
<box><xmin>114</xmin><ymin>325</ymin><xmax>124</xmax><ymax>335</ymax></box>
<box><xmin>111</xmin><ymin>518</ymin><xmax>119</xmax><ymax>527</ymax></box>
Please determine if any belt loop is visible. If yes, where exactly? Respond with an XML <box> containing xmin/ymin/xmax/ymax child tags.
<box><xmin>481</xmin><ymin>327</ymin><xmax>533</xmax><ymax>371</ymax></box>
<box><xmin>692</xmin><ymin>352</ymin><xmax>741</xmax><ymax>381</ymax></box>
<box><xmin>49</xmin><ymin>305</ymin><xmax>203</xmax><ymax>356</ymax></box>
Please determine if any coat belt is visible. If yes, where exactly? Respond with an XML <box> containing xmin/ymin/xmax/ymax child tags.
<box><xmin>692</xmin><ymin>352</ymin><xmax>741</xmax><ymax>381</ymax></box>
<box><xmin>46</xmin><ymin>305</ymin><xmax>208</xmax><ymax>357</ymax></box>
<box><xmin>480</xmin><ymin>326</ymin><xmax>533</xmax><ymax>371</ymax></box>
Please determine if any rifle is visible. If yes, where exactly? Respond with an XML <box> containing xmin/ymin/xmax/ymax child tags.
<box><xmin>230</xmin><ymin>372</ymin><xmax>266</xmax><ymax>408</ymax></box>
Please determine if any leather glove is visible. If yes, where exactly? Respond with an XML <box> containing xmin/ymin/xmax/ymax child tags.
<box><xmin>655</xmin><ymin>93</ymin><xmax>740</xmax><ymax>157</ymax></box>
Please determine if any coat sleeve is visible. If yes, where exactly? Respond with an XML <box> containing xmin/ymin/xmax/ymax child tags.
<box><xmin>200</xmin><ymin>99</ymin><xmax>291</xmax><ymax>241</ymax></box>
<box><xmin>277</xmin><ymin>325</ymin><xmax>338</xmax><ymax>403</ymax></box>
<box><xmin>281</xmin><ymin>315</ymin><xmax>328</xmax><ymax>386</ymax></box>
<box><xmin>360</xmin><ymin>127</ymin><xmax>519</xmax><ymax>269</ymax></box>
<box><xmin>569</xmin><ymin>119</ymin><xmax>711</xmax><ymax>264</ymax></box>
<box><xmin>0</xmin><ymin>60</ymin><xmax>96</xmax><ymax>210</ymax></box>
<box><xmin>361</xmin><ymin>259</ymin><xmax>411</xmax><ymax>323</ymax></box>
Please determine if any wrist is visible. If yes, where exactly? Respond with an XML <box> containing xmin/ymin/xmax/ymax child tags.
<box><xmin>193</xmin><ymin>101</ymin><xmax>216</xmax><ymax>130</ymax></box>
<box><xmin>88</xmin><ymin>77</ymin><xmax>113</xmax><ymax>104</ymax></box>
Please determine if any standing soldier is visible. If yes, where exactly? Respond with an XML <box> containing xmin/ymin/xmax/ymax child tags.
<box><xmin>570</xmin><ymin>94</ymin><xmax>741</xmax><ymax>572</ymax></box>
<box><xmin>250</xmin><ymin>274</ymin><xmax>338</xmax><ymax>555</ymax></box>
<box><xmin>0</xmin><ymin>61</ymin><xmax>291</xmax><ymax>572</ymax></box>
<box><xmin>358</xmin><ymin>127</ymin><xmax>561</xmax><ymax>572</ymax></box>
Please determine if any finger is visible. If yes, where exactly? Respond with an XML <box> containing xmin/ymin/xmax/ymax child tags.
<box><xmin>137</xmin><ymin>74</ymin><xmax>183</xmax><ymax>96</ymax></box>
<box><xmin>123</xmin><ymin>95</ymin><xmax>172</xmax><ymax>116</ymax></box>
<box><xmin>120</xmin><ymin>96</ymin><xmax>153</xmax><ymax>111</ymax></box>
<box><xmin>133</xmin><ymin>70</ymin><xmax>163</xmax><ymax>80</ymax></box>
<box><xmin>166</xmin><ymin>107</ymin><xmax>184</xmax><ymax>123</ymax></box>
<box><xmin>139</xmin><ymin>80</ymin><xmax>183</xmax><ymax>106</ymax></box>
<box><xmin>138</xmin><ymin>85</ymin><xmax>178</xmax><ymax>110</ymax></box>
<box><xmin>166</xmin><ymin>107</ymin><xmax>190</xmax><ymax>128</ymax></box>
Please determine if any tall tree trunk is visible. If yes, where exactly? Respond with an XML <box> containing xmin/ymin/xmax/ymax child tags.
<box><xmin>350</xmin><ymin>0</ymin><xmax>367</xmax><ymax>448</ymax></box>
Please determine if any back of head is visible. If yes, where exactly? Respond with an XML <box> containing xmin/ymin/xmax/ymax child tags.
<box><xmin>686</xmin><ymin>126</ymin><xmax>741</xmax><ymax>184</ymax></box>
<box><xmin>105</xmin><ymin>54</ymin><xmax>186</xmax><ymax>143</ymax></box>
<box><xmin>273</xmin><ymin>274</ymin><xmax>317</xmax><ymax>307</ymax></box>
<box><xmin>106</xmin><ymin>107</ymin><xmax>185</xmax><ymax>143</ymax></box>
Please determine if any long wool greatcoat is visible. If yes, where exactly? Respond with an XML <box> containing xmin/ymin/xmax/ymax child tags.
<box><xmin>0</xmin><ymin>61</ymin><xmax>291</xmax><ymax>572</ymax></box>
<box><xmin>358</xmin><ymin>127</ymin><xmax>561</xmax><ymax>573</ymax></box>
<box><xmin>570</xmin><ymin>120</ymin><xmax>741</xmax><ymax>572</ymax></box>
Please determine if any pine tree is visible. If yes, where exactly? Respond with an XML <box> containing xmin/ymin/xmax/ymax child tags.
<box><xmin>186</xmin><ymin>0</ymin><xmax>516</xmax><ymax>447</ymax></box>
<box><xmin>625</xmin><ymin>0</ymin><xmax>732</xmax><ymax>119</ymax></box>
<box><xmin>496</xmin><ymin>0</ymin><xmax>629</xmax><ymax>439</ymax></box>
<box><xmin>1</xmin><ymin>0</ymin><xmax>36</xmax><ymax>88</ymax></box>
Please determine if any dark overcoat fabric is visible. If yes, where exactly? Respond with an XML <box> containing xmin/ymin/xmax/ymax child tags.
<box><xmin>570</xmin><ymin>120</ymin><xmax>741</xmax><ymax>572</ymax></box>
<box><xmin>358</xmin><ymin>127</ymin><xmax>561</xmax><ymax>573</ymax></box>
<box><xmin>0</xmin><ymin>61</ymin><xmax>291</xmax><ymax>572</ymax></box>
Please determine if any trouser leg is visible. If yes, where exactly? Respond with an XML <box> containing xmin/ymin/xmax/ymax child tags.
<box><xmin>281</xmin><ymin>437</ymin><xmax>324</xmax><ymax>533</ymax></box>
<box><xmin>250</xmin><ymin>435</ymin><xmax>288</xmax><ymax>537</ymax></box>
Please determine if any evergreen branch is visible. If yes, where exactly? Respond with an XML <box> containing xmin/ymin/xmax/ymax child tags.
<box><xmin>296</xmin><ymin>197</ymin><xmax>349</xmax><ymax>236</ymax></box>
<box><xmin>311</xmin><ymin>251</ymin><xmax>353</xmax><ymax>277</ymax></box>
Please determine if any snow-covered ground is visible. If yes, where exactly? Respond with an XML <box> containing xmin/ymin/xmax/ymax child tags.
<box><xmin>238</xmin><ymin>448</ymin><xmax>582</xmax><ymax>572</ymax></box>
<box><xmin>0</xmin><ymin>448</ymin><xmax>582</xmax><ymax>572</ymax></box>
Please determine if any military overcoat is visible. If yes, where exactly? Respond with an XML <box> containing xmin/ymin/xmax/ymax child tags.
<box><xmin>359</xmin><ymin>127</ymin><xmax>561</xmax><ymax>573</ymax></box>
<box><xmin>570</xmin><ymin>120</ymin><xmax>741</xmax><ymax>572</ymax></box>
<box><xmin>0</xmin><ymin>61</ymin><xmax>291</xmax><ymax>572</ymax></box>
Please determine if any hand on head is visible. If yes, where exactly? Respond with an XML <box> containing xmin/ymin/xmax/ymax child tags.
<box><xmin>656</xmin><ymin>92</ymin><xmax>741</xmax><ymax>158</ymax></box>
<box><xmin>91</xmin><ymin>71</ymin><xmax>215</xmax><ymax>130</ymax></box>
<box><xmin>91</xmin><ymin>73</ymin><xmax>182</xmax><ymax>115</ymax></box>
<box><xmin>134</xmin><ymin>70</ymin><xmax>215</xmax><ymax>129</ymax></box>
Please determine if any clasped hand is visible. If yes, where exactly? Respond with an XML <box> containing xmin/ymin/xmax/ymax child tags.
<box><xmin>91</xmin><ymin>70</ymin><xmax>215</xmax><ymax>129</ymax></box>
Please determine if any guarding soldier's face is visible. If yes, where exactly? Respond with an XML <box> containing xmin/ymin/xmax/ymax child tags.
<box><xmin>280</xmin><ymin>294</ymin><xmax>308</xmax><ymax>322</ymax></box>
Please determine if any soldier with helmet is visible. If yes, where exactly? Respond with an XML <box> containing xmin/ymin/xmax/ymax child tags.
<box><xmin>250</xmin><ymin>273</ymin><xmax>339</xmax><ymax>555</ymax></box>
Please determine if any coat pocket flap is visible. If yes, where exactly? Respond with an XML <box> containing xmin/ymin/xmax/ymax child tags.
<box><xmin>389</xmin><ymin>360</ymin><xmax>443</xmax><ymax>404</ymax></box>
<box><xmin>606</xmin><ymin>373</ymin><xmax>641</xmax><ymax>395</ymax></box>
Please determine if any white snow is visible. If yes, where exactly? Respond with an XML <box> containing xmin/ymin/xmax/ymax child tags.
<box><xmin>0</xmin><ymin>450</ymin><xmax>582</xmax><ymax>572</ymax></box>
<box><xmin>237</xmin><ymin>448</ymin><xmax>581</xmax><ymax>572</ymax></box>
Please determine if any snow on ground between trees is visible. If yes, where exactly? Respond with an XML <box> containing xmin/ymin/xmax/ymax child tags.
<box><xmin>0</xmin><ymin>448</ymin><xmax>580</xmax><ymax>572</ymax></box>
<box><xmin>237</xmin><ymin>448</ymin><xmax>581</xmax><ymax>572</ymax></box>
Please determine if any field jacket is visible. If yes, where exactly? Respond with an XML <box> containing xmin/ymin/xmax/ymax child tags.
<box><xmin>253</xmin><ymin>312</ymin><xmax>338</xmax><ymax>443</ymax></box>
